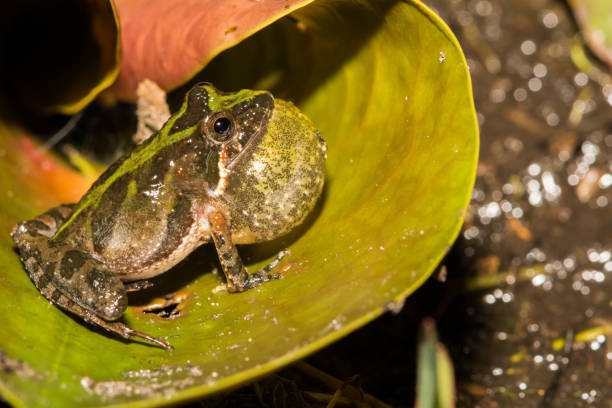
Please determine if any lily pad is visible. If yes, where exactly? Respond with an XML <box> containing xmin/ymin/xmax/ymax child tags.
<box><xmin>0</xmin><ymin>0</ymin><xmax>478</xmax><ymax>406</ymax></box>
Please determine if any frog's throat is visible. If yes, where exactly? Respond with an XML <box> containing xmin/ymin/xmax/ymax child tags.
<box><xmin>213</xmin><ymin>148</ymin><xmax>230</xmax><ymax>196</ymax></box>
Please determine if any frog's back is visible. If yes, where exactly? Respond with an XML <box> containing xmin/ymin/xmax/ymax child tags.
<box><xmin>55</xmin><ymin>134</ymin><xmax>212</xmax><ymax>279</ymax></box>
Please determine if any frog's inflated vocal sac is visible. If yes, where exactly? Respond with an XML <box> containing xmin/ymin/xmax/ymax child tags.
<box><xmin>11</xmin><ymin>83</ymin><xmax>326</xmax><ymax>350</ymax></box>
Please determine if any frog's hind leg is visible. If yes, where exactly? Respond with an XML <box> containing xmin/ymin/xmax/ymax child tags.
<box><xmin>12</xmin><ymin>205</ymin><xmax>172</xmax><ymax>350</ymax></box>
<box><xmin>29</xmin><ymin>267</ymin><xmax>172</xmax><ymax>350</ymax></box>
<box><xmin>50</xmin><ymin>287</ymin><xmax>173</xmax><ymax>350</ymax></box>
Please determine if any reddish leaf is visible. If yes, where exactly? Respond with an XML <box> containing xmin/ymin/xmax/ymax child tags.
<box><xmin>13</xmin><ymin>136</ymin><xmax>95</xmax><ymax>205</ymax></box>
<box><xmin>111</xmin><ymin>0</ymin><xmax>313</xmax><ymax>100</ymax></box>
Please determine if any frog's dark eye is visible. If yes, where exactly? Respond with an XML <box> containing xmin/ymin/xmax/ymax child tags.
<box><xmin>204</xmin><ymin>112</ymin><xmax>235</xmax><ymax>143</ymax></box>
<box><xmin>213</xmin><ymin>117</ymin><xmax>231</xmax><ymax>135</ymax></box>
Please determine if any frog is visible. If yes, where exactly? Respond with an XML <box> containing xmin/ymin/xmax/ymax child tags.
<box><xmin>11</xmin><ymin>83</ymin><xmax>326</xmax><ymax>351</ymax></box>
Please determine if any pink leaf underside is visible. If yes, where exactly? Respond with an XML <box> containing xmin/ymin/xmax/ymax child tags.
<box><xmin>113</xmin><ymin>0</ymin><xmax>311</xmax><ymax>100</ymax></box>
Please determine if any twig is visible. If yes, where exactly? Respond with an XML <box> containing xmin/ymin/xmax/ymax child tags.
<box><xmin>293</xmin><ymin>362</ymin><xmax>392</xmax><ymax>408</ymax></box>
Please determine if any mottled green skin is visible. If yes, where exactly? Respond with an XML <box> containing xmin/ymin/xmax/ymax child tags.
<box><xmin>11</xmin><ymin>83</ymin><xmax>326</xmax><ymax>349</ymax></box>
<box><xmin>227</xmin><ymin>100</ymin><xmax>326</xmax><ymax>243</ymax></box>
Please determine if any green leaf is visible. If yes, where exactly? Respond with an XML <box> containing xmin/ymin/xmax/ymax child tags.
<box><xmin>0</xmin><ymin>0</ymin><xmax>478</xmax><ymax>406</ymax></box>
<box><xmin>436</xmin><ymin>344</ymin><xmax>456</xmax><ymax>408</ymax></box>
<box><xmin>567</xmin><ymin>0</ymin><xmax>612</xmax><ymax>70</ymax></box>
<box><xmin>416</xmin><ymin>319</ymin><xmax>439</xmax><ymax>408</ymax></box>
<box><xmin>415</xmin><ymin>319</ymin><xmax>456</xmax><ymax>408</ymax></box>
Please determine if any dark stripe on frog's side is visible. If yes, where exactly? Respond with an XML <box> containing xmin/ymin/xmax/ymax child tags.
<box><xmin>59</xmin><ymin>250</ymin><xmax>88</xmax><ymax>280</ymax></box>
<box><xmin>91</xmin><ymin>173</ymin><xmax>131</xmax><ymax>254</ymax></box>
<box><xmin>53</xmin><ymin>98</ymin><xmax>198</xmax><ymax>239</ymax></box>
<box><xmin>169</xmin><ymin>86</ymin><xmax>211</xmax><ymax>135</ymax></box>
<box><xmin>134</xmin><ymin>145</ymin><xmax>173</xmax><ymax>192</ymax></box>
<box><xmin>140</xmin><ymin>194</ymin><xmax>194</xmax><ymax>269</ymax></box>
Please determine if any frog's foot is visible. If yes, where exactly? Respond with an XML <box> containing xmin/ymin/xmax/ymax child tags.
<box><xmin>208</xmin><ymin>211</ymin><xmax>288</xmax><ymax>293</ymax></box>
<box><xmin>235</xmin><ymin>249</ymin><xmax>290</xmax><ymax>291</ymax></box>
<box><xmin>23</xmin><ymin>256</ymin><xmax>173</xmax><ymax>350</ymax></box>
<box><xmin>87</xmin><ymin>314</ymin><xmax>174</xmax><ymax>351</ymax></box>
<box><xmin>45</xmin><ymin>279</ymin><xmax>172</xmax><ymax>350</ymax></box>
<box><xmin>69</xmin><ymin>301</ymin><xmax>173</xmax><ymax>350</ymax></box>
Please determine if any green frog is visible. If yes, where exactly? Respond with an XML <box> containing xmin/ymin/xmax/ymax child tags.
<box><xmin>11</xmin><ymin>83</ymin><xmax>326</xmax><ymax>351</ymax></box>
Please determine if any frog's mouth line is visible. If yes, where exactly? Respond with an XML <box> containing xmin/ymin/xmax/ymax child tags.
<box><xmin>226</xmin><ymin>106</ymin><xmax>273</xmax><ymax>170</ymax></box>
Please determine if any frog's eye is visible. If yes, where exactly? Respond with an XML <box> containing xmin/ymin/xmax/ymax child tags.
<box><xmin>214</xmin><ymin>117</ymin><xmax>231</xmax><ymax>135</ymax></box>
<box><xmin>203</xmin><ymin>112</ymin><xmax>235</xmax><ymax>143</ymax></box>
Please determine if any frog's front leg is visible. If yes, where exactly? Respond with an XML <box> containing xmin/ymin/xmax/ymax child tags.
<box><xmin>208</xmin><ymin>211</ymin><xmax>284</xmax><ymax>292</ymax></box>
<box><xmin>11</xmin><ymin>205</ymin><xmax>172</xmax><ymax>350</ymax></box>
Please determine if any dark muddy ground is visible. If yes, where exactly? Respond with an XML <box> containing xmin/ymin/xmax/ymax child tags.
<box><xmin>206</xmin><ymin>0</ymin><xmax>612</xmax><ymax>406</ymax></box>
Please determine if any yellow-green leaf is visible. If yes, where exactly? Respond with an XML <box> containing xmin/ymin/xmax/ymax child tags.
<box><xmin>0</xmin><ymin>0</ymin><xmax>478</xmax><ymax>406</ymax></box>
<box><xmin>568</xmin><ymin>0</ymin><xmax>612</xmax><ymax>70</ymax></box>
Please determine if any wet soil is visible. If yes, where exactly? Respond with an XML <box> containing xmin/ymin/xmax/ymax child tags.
<box><xmin>424</xmin><ymin>0</ymin><xmax>612</xmax><ymax>406</ymax></box>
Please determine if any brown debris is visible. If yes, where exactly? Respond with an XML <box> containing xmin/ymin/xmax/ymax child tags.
<box><xmin>504</xmin><ymin>108</ymin><xmax>549</xmax><ymax>135</ymax></box>
<box><xmin>575</xmin><ymin>168</ymin><xmax>603</xmax><ymax>202</ymax></box>
<box><xmin>136</xmin><ymin>290</ymin><xmax>189</xmax><ymax>319</ymax></box>
<box><xmin>548</xmin><ymin>131</ymin><xmax>578</xmax><ymax>161</ymax></box>
<box><xmin>0</xmin><ymin>350</ymin><xmax>41</xmax><ymax>379</ymax></box>
<box><xmin>507</xmin><ymin>218</ymin><xmax>533</xmax><ymax>241</ymax></box>
<box><xmin>134</xmin><ymin>79</ymin><xmax>171</xmax><ymax>144</ymax></box>
<box><xmin>474</xmin><ymin>255</ymin><xmax>501</xmax><ymax>275</ymax></box>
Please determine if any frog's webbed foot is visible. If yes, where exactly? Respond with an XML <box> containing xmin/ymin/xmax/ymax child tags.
<box><xmin>237</xmin><ymin>249</ymin><xmax>290</xmax><ymax>291</ymax></box>
<box><xmin>55</xmin><ymin>288</ymin><xmax>173</xmax><ymax>350</ymax></box>
<box><xmin>208</xmin><ymin>211</ymin><xmax>287</xmax><ymax>293</ymax></box>
<box><xmin>24</xmin><ymin>256</ymin><xmax>172</xmax><ymax>350</ymax></box>
<box><xmin>88</xmin><ymin>314</ymin><xmax>174</xmax><ymax>351</ymax></box>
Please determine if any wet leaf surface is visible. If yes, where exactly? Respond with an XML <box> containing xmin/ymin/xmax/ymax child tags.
<box><xmin>0</xmin><ymin>0</ymin><xmax>477</xmax><ymax>406</ymax></box>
